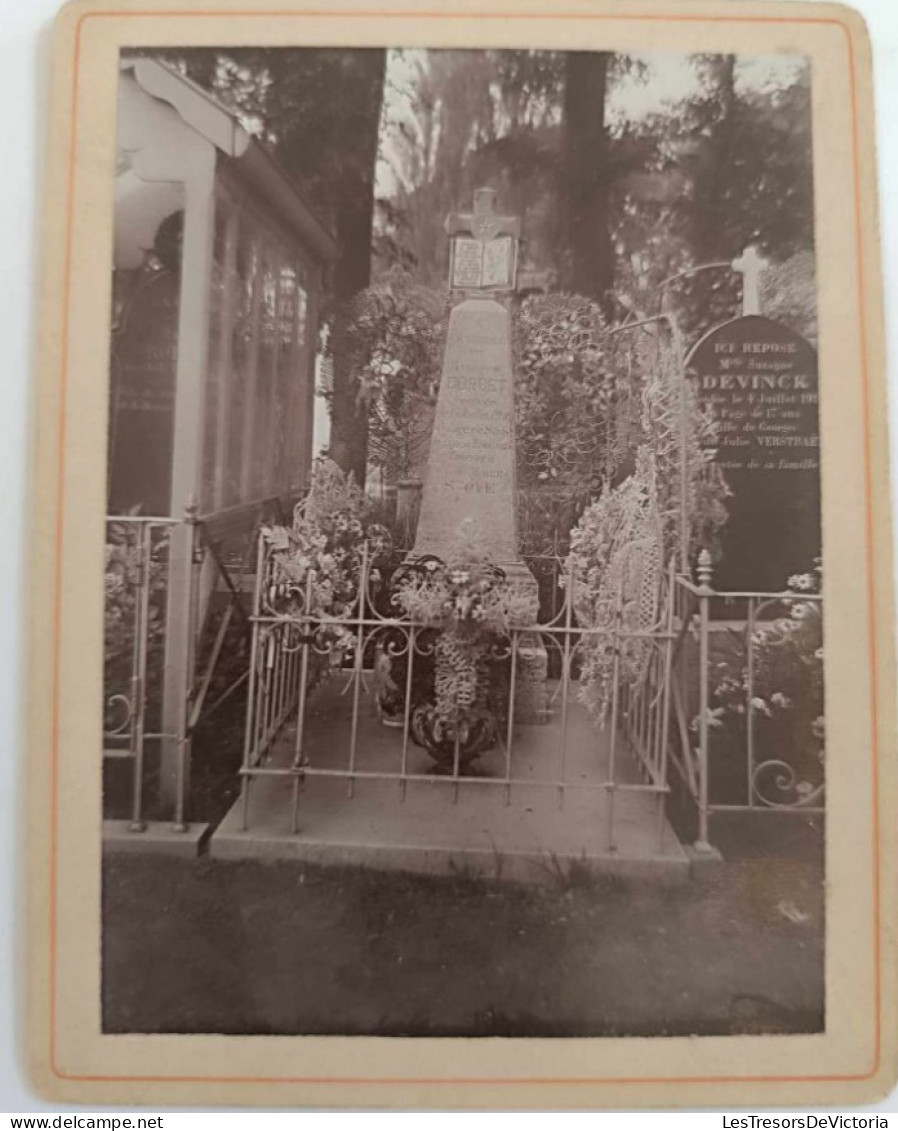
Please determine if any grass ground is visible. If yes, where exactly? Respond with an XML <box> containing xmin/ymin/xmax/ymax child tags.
<box><xmin>102</xmin><ymin>837</ymin><xmax>823</xmax><ymax>1038</ymax></box>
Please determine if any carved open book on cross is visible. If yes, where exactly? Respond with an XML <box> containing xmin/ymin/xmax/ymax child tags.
<box><xmin>450</xmin><ymin>234</ymin><xmax>516</xmax><ymax>289</ymax></box>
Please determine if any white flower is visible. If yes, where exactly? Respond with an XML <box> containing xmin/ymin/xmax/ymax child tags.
<box><xmin>264</xmin><ymin>526</ymin><xmax>290</xmax><ymax>552</ymax></box>
<box><xmin>690</xmin><ymin>707</ymin><xmax>724</xmax><ymax>731</ymax></box>
<box><xmin>750</xmin><ymin>697</ymin><xmax>772</xmax><ymax>716</ymax></box>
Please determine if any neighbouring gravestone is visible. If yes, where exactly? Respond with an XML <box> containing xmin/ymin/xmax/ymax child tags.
<box><xmin>412</xmin><ymin>189</ymin><xmax>547</xmax><ymax>722</ymax></box>
<box><xmin>688</xmin><ymin>313</ymin><xmax>820</xmax><ymax>591</ymax></box>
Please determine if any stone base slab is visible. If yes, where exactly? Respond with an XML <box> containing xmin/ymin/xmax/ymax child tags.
<box><xmin>102</xmin><ymin>819</ymin><xmax>210</xmax><ymax>857</ymax></box>
<box><xmin>209</xmin><ymin>680</ymin><xmax>690</xmax><ymax>886</ymax></box>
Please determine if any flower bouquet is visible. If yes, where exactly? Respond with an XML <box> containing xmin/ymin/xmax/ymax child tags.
<box><xmin>392</xmin><ymin>520</ymin><xmax>537</xmax><ymax>771</ymax></box>
<box><xmin>261</xmin><ymin>459</ymin><xmax>391</xmax><ymax>686</ymax></box>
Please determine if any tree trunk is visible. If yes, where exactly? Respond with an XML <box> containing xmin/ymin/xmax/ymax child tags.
<box><xmin>270</xmin><ymin>50</ymin><xmax>387</xmax><ymax>488</ymax></box>
<box><xmin>327</xmin><ymin>201</ymin><xmax>379</xmax><ymax>485</ymax></box>
<box><xmin>693</xmin><ymin>55</ymin><xmax>737</xmax><ymax>263</ymax></box>
<box><xmin>561</xmin><ymin>52</ymin><xmax>614</xmax><ymax>315</ymax></box>
<box><xmin>323</xmin><ymin>52</ymin><xmax>386</xmax><ymax>488</ymax></box>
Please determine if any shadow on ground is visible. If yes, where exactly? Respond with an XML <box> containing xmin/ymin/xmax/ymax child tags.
<box><xmin>102</xmin><ymin>845</ymin><xmax>824</xmax><ymax>1037</ymax></box>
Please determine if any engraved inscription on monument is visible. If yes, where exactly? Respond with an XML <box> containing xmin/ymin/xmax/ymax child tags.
<box><xmin>452</xmin><ymin>238</ymin><xmax>485</xmax><ymax>289</ymax></box>
<box><xmin>413</xmin><ymin>298</ymin><xmax>519</xmax><ymax>563</ymax></box>
<box><xmin>689</xmin><ymin>314</ymin><xmax>818</xmax><ymax>475</ymax></box>
<box><xmin>482</xmin><ymin>236</ymin><xmax>514</xmax><ymax>288</ymax></box>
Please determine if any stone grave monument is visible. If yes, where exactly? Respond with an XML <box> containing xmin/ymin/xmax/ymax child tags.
<box><xmin>412</xmin><ymin>188</ymin><xmax>548</xmax><ymax>721</ymax></box>
<box><xmin>688</xmin><ymin>247</ymin><xmax>820</xmax><ymax>591</ymax></box>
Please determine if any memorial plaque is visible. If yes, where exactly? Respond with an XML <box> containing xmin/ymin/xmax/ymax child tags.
<box><xmin>688</xmin><ymin>315</ymin><xmax>820</xmax><ymax>590</ymax></box>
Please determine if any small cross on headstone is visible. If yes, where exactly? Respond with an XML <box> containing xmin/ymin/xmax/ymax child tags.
<box><xmin>732</xmin><ymin>245</ymin><xmax>769</xmax><ymax>317</ymax></box>
<box><xmin>445</xmin><ymin>188</ymin><xmax>521</xmax><ymax>292</ymax></box>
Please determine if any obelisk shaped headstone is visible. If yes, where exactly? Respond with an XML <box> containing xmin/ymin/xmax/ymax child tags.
<box><xmin>412</xmin><ymin>190</ymin><xmax>532</xmax><ymax>593</ymax></box>
<box><xmin>413</xmin><ymin>297</ymin><xmax>521</xmax><ymax>563</ymax></box>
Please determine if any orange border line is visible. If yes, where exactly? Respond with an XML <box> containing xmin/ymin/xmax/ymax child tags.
<box><xmin>48</xmin><ymin>8</ymin><xmax>883</xmax><ymax>1089</ymax></box>
<box><xmin>846</xmin><ymin>23</ymin><xmax>883</xmax><ymax>1086</ymax></box>
<box><xmin>51</xmin><ymin>9</ymin><xmax>862</xmax><ymax>23</ymax></box>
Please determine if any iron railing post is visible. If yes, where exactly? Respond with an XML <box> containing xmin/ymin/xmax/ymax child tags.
<box><xmin>694</xmin><ymin>548</ymin><xmax>714</xmax><ymax>853</ymax></box>
<box><xmin>127</xmin><ymin>522</ymin><xmax>152</xmax><ymax>832</ymax></box>
<box><xmin>655</xmin><ymin>559</ymin><xmax>676</xmax><ymax>851</ymax></box>
<box><xmin>290</xmin><ymin>567</ymin><xmax>315</xmax><ymax>833</ymax></box>
<box><xmin>240</xmin><ymin>531</ymin><xmax>266</xmax><ymax>831</ymax></box>
<box><xmin>605</xmin><ymin>599</ymin><xmax>623</xmax><ymax>852</ymax></box>
<box><xmin>555</xmin><ymin>554</ymin><xmax>576</xmax><ymax>809</ymax></box>
<box><xmin>172</xmin><ymin>498</ymin><xmax>199</xmax><ymax>833</ymax></box>
<box><xmin>746</xmin><ymin>596</ymin><xmax>757</xmax><ymax>808</ymax></box>
<box><xmin>346</xmin><ymin>542</ymin><xmax>369</xmax><ymax>800</ymax></box>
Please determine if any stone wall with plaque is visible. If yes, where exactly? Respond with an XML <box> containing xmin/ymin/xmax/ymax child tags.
<box><xmin>687</xmin><ymin>315</ymin><xmax>820</xmax><ymax>591</ymax></box>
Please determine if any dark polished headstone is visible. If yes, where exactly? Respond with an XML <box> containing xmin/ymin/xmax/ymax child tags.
<box><xmin>687</xmin><ymin>315</ymin><xmax>820</xmax><ymax>592</ymax></box>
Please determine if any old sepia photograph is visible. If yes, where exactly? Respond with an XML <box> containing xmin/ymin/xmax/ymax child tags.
<box><xmin>97</xmin><ymin>41</ymin><xmax>832</xmax><ymax>1043</ymax></box>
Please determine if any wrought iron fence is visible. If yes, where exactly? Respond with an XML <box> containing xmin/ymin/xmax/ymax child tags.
<box><xmin>103</xmin><ymin>514</ymin><xmax>184</xmax><ymax>830</ymax></box>
<box><xmin>668</xmin><ymin>555</ymin><xmax>825</xmax><ymax>849</ymax></box>
<box><xmin>105</xmin><ymin>514</ymin><xmax>825</xmax><ymax>855</ymax></box>
<box><xmin>237</xmin><ymin>536</ymin><xmax>681</xmax><ymax>856</ymax></box>
<box><xmin>103</xmin><ymin>505</ymin><xmax>265</xmax><ymax>832</ymax></box>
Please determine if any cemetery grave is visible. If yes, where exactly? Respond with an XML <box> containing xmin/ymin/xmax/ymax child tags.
<box><xmin>104</xmin><ymin>62</ymin><xmax>825</xmax><ymax>881</ymax></box>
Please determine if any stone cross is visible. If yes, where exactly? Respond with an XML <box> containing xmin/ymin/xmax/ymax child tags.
<box><xmin>732</xmin><ymin>245</ymin><xmax>769</xmax><ymax>317</ymax></box>
<box><xmin>445</xmin><ymin>188</ymin><xmax>521</xmax><ymax>292</ymax></box>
